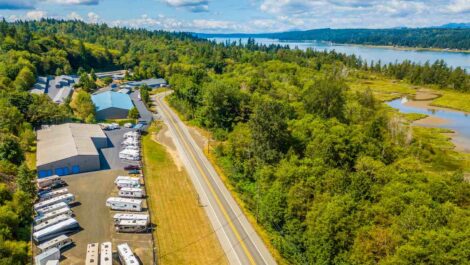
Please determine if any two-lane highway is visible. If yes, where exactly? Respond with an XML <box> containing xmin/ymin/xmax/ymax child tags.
<box><xmin>153</xmin><ymin>92</ymin><xmax>277</xmax><ymax>265</ymax></box>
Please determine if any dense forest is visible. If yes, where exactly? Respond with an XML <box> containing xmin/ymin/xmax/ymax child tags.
<box><xmin>0</xmin><ymin>19</ymin><xmax>469</xmax><ymax>264</ymax></box>
<box><xmin>199</xmin><ymin>27</ymin><xmax>470</xmax><ymax>50</ymax></box>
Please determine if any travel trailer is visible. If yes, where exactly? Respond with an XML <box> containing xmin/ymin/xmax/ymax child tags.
<box><xmin>34</xmin><ymin>194</ymin><xmax>75</xmax><ymax>211</ymax></box>
<box><xmin>34</xmin><ymin>247</ymin><xmax>60</xmax><ymax>265</ymax></box>
<box><xmin>36</xmin><ymin>202</ymin><xmax>69</xmax><ymax>216</ymax></box>
<box><xmin>39</xmin><ymin>188</ymin><xmax>69</xmax><ymax>201</ymax></box>
<box><xmin>115</xmin><ymin>219</ymin><xmax>148</xmax><ymax>233</ymax></box>
<box><xmin>100</xmin><ymin>242</ymin><xmax>113</xmax><ymax>265</ymax></box>
<box><xmin>118</xmin><ymin>187</ymin><xmax>144</xmax><ymax>198</ymax></box>
<box><xmin>37</xmin><ymin>235</ymin><xmax>73</xmax><ymax>253</ymax></box>
<box><xmin>34</xmin><ymin>207</ymin><xmax>73</xmax><ymax>225</ymax></box>
<box><xmin>115</xmin><ymin>180</ymin><xmax>141</xmax><ymax>189</ymax></box>
<box><xmin>33</xmin><ymin>218</ymin><xmax>79</xmax><ymax>243</ymax></box>
<box><xmin>113</xmin><ymin>213</ymin><xmax>149</xmax><ymax>224</ymax></box>
<box><xmin>119</xmin><ymin>149</ymin><xmax>140</xmax><ymax>161</ymax></box>
<box><xmin>106</xmin><ymin>197</ymin><xmax>142</xmax><ymax>212</ymax></box>
<box><xmin>37</xmin><ymin>175</ymin><xmax>65</xmax><ymax>189</ymax></box>
<box><xmin>117</xmin><ymin>243</ymin><xmax>139</xmax><ymax>265</ymax></box>
<box><xmin>85</xmin><ymin>243</ymin><xmax>99</xmax><ymax>265</ymax></box>
<box><xmin>34</xmin><ymin>214</ymin><xmax>71</xmax><ymax>232</ymax></box>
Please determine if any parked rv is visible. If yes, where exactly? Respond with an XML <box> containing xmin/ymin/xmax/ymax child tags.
<box><xmin>36</xmin><ymin>202</ymin><xmax>69</xmax><ymax>216</ymax></box>
<box><xmin>117</xmin><ymin>243</ymin><xmax>140</xmax><ymax>265</ymax></box>
<box><xmin>119</xmin><ymin>187</ymin><xmax>144</xmax><ymax>198</ymax></box>
<box><xmin>37</xmin><ymin>175</ymin><xmax>65</xmax><ymax>189</ymax></box>
<box><xmin>113</xmin><ymin>213</ymin><xmax>149</xmax><ymax>224</ymax></box>
<box><xmin>116</xmin><ymin>219</ymin><xmax>148</xmax><ymax>233</ymax></box>
<box><xmin>39</xmin><ymin>188</ymin><xmax>69</xmax><ymax>201</ymax></box>
<box><xmin>34</xmin><ymin>207</ymin><xmax>73</xmax><ymax>225</ymax></box>
<box><xmin>119</xmin><ymin>149</ymin><xmax>140</xmax><ymax>161</ymax></box>
<box><xmin>100</xmin><ymin>242</ymin><xmax>113</xmax><ymax>265</ymax></box>
<box><xmin>106</xmin><ymin>197</ymin><xmax>142</xmax><ymax>212</ymax></box>
<box><xmin>34</xmin><ymin>193</ymin><xmax>75</xmax><ymax>211</ymax></box>
<box><xmin>116</xmin><ymin>179</ymin><xmax>141</xmax><ymax>189</ymax></box>
<box><xmin>34</xmin><ymin>247</ymin><xmax>60</xmax><ymax>265</ymax></box>
<box><xmin>85</xmin><ymin>243</ymin><xmax>99</xmax><ymax>265</ymax></box>
<box><xmin>33</xmin><ymin>218</ymin><xmax>79</xmax><ymax>243</ymax></box>
<box><xmin>34</xmin><ymin>214</ymin><xmax>71</xmax><ymax>232</ymax></box>
<box><xmin>37</xmin><ymin>234</ymin><xmax>73</xmax><ymax>253</ymax></box>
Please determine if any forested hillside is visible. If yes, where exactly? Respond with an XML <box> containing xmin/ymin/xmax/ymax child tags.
<box><xmin>199</xmin><ymin>28</ymin><xmax>470</xmax><ymax>50</ymax></box>
<box><xmin>0</xmin><ymin>19</ymin><xmax>469</xmax><ymax>264</ymax></box>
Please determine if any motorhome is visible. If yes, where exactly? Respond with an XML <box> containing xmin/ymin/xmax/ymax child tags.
<box><xmin>100</xmin><ymin>242</ymin><xmax>113</xmax><ymax>265</ymax></box>
<box><xmin>33</xmin><ymin>218</ymin><xmax>79</xmax><ymax>243</ymax></box>
<box><xmin>119</xmin><ymin>149</ymin><xmax>140</xmax><ymax>161</ymax></box>
<box><xmin>39</xmin><ymin>188</ymin><xmax>69</xmax><ymax>201</ymax></box>
<box><xmin>35</xmin><ymin>207</ymin><xmax>73</xmax><ymax>225</ymax></box>
<box><xmin>37</xmin><ymin>175</ymin><xmax>65</xmax><ymax>189</ymax></box>
<box><xmin>113</xmin><ymin>213</ymin><xmax>149</xmax><ymax>224</ymax></box>
<box><xmin>116</xmin><ymin>179</ymin><xmax>141</xmax><ymax>189</ymax></box>
<box><xmin>37</xmin><ymin>234</ymin><xmax>73</xmax><ymax>253</ymax></box>
<box><xmin>116</xmin><ymin>219</ymin><xmax>148</xmax><ymax>233</ymax></box>
<box><xmin>85</xmin><ymin>243</ymin><xmax>99</xmax><ymax>265</ymax></box>
<box><xmin>123</xmin><ymin>145</ymin><xmax>140</xmax><ymax>151</ymax></box>
<box><xmin>117</xmin><ymin>243</ymin><xmax>139</xmax><ymax>265</ymax></box>
<box><xmin>36</xmin><ymin>202</ymin><xmax>69</xmax><ymax>216</ymax></box>
<box><xmin>123</xmin><ymin>131</ymin><xmax>140</xmax><ymax>138</ymax></box>
<box><xmin>118</xmin><ymin>187</ymin><xmax>144</xmax><ymax>198</ymax></box>
<box><xmin>34</xmin><ymin>247</ymin><xmax>60</xmax><ymax>265</ymax></box>
<box><xmin>122</xmin><ymin>138</ymin><xmax>139</xmax><ymax>146</ymax></box>
<box><xmin>106</xmin><ymin>197</ymin><xmax>142</xmax><ymax>212</ymax></box>
<box><xmin>34</xmin><ymin>214</ymin><xmax>71</xmax><ymax>232</ymax></box>
<box><xmin>34</xmin><ymin>193</ymin><xmax>75</xmax><ymax>211</ymax></box>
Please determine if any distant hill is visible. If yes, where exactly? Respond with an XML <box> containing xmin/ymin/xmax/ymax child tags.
<box><xmin>198</xmin><ymin>27</ymin><xmax>470</xmax><ymax>50</ymax></box>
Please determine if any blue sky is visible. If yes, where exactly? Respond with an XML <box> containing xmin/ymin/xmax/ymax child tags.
<box><xmin>0</xmin><ymin>0</ymin><xmax>469</xmax><ymax>33</ymax></box>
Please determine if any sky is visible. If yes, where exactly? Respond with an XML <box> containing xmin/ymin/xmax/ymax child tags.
<box><xmin>0</xmin><ymin>0</ymin><xmax>469</xmax><ymax>33</ymax></box>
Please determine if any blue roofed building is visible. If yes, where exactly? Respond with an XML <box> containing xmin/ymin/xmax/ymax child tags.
<box><xmin>91</xmin><ymin>91</ymin><xmax>134</xmax><ymax>120</ymax></box>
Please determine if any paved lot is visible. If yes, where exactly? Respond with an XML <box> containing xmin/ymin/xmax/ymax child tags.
<box><xmin>56</xmin><ymin>170</ymin><xmax>153</xmax><ymax>265</ymax></box>
<box><xmin>130</xmin><ymin>91</ymin><xmax>154</xmax><ymax>131</ymax></box>
<box><xmin>100</xmin><ymin>128</ymin><xmax>140</xmax><ymax>170</ymax></box>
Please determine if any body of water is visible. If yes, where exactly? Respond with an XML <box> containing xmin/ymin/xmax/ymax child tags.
<box><xmin>209</xmin><ymin>38</ymin><xmax>470</xmax><ymax>71</ymax></box>
<box><xmin>387</xmin><ymin>98</ymin><xmax>470</xmax><ymax>151</ymax></box>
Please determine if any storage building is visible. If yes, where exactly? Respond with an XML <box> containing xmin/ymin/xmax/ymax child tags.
<box><xmin>91</xmin><ymin>91</ymin><xmax>134</xmax><ymax>120</ymax></box>
<box><xmin>127</xmin><ymin>78</ymin><xmax>167</xmax><ymax>89</ymax></box>
<box><xmin>37</xmin><ymin>123</ymin><xmax>108</xmax><ymax>178</ymax></box>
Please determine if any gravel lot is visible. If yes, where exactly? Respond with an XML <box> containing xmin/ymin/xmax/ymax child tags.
<box><xmin>57</xmin><ymin>169</ymin><xmax>153</xmax><ymax>265</ymax></box>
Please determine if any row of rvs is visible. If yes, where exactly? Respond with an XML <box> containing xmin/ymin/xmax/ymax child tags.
<box><xmin>34</xmin><ymin>176</ymin><xmax>80</xmax><ymax>265</ymax></box>
<box><xmin>85</xmin><ymin>242</ymin><xmax>139</xmax><ymax>265</ymax></box>
<box><xmin>119</xmin><ymin>131</ymin><xmax>141</xmax><ymax>161</ymax></box>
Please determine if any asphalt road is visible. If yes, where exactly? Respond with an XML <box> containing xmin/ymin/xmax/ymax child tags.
<box><xmin>154</xmin><ymin>92</ymin><xmax>277</xmax><ymax>265</ymax></box>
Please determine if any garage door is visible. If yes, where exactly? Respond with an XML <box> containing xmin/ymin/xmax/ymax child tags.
<box><xmin>72</xmin><ymin>165</ymin><xmax>80</xmax><ymax>174</ymax></box>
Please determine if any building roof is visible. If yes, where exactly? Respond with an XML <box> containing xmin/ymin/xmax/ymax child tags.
<box><xmin>91</xmin><ymin>91</ymin><xmax>134</xmax><ymax>112</ymax></box>
<box><xmin>37</xmin><ymin>123</ymin><xmax>107</xmax><ymax>167</ymax></box>
<box><xmin>128</xmin><ymin>78</ymin><xmax>167</xmax><ymax>87</ymax></box>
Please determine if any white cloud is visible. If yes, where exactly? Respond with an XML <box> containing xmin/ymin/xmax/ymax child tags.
<box><xmin>87</xmin><ymin>12</ymin><xmax>100</xmax><ymax>23</ymax></box>
<box><xmin>26</xmin><ymin>10</ymin><xmax>47</xmax><ymax>20</ymax></box>
<box><xmin>163</xmin><ymin>0</ymin><xmax>209</xmax><ymax>12</ymax></box>
<box><xmin>447</xmin><ymin>0</ymin><xmax>470</xmax><ymax>13</ymax></box>
<box><xmin>45</xmin><ymin>0</ymin><xmax>99</xmax><ymax>5</ymax></box>
<box><xmin>67</xmin><ymin>11</ymin><xmax>83</xmax><ymax>20</ymax></box>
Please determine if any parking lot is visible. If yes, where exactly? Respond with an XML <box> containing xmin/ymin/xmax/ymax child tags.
<box><xmin>100</xmin><ymin>128</ymin><xmax>140</xmax><ymax>170</ymax></box>
<box><xmin>56</xmin><ymin>169</ymin><xmax>154</xmax><ymax>264</ymax></box>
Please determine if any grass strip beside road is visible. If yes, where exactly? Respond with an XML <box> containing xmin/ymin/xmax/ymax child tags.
<box><xmin>142</xmin><ymin>123</ymin><xmax>228</xmax><ymax>265</ymax></box>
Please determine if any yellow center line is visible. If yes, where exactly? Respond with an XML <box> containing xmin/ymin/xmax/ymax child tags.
<box><xmin>157</xmin><ymin>96</ymin><xmax>257</xmax><ymax>265</ymax></box>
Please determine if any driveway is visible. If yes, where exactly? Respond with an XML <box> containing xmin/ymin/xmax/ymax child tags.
<box><xmin>130</xmin><ymin>91</ymin><xmax>154</xmax><ymax>131</ymax></box>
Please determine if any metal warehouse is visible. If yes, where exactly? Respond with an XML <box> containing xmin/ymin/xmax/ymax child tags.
<box><xmin>91</xmin><ymin>91</ymin><xmax>134</xmax><ymax>120</ymax></box>
<box><xmin>36</xmin><ymin>123</ymin><xmax>108</xmax><ymax>178</ymax></box>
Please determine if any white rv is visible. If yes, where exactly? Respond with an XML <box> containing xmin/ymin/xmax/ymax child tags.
<box><xmin>34</xmin><ymin>247</ymin><xmax>60</xmax><ymax>265</ymax></box>
<box><xmin>119</xmin><ymin>149</ymin><xmax>140</xmax><ymax>161</ymax></box>
<box><xmin>115</xmin><ymin>176</ymin><xmax>140</xmax><ymax>184</ymax></box>
<box><xmin>123</xmin><ymin>131</ymin><xmax>140</xmax><ymax>138</ymax></box>
<box><xmin>116</xmin><ymin>219</ymin><xmax>148</xmax><ymax>233</ymax></box>
<box><xmin>85</xmin><ymin>243</ymin><xmax>99</xmax><ymax>265</ymax></box>
<box><xmin>122</xmin><ymin>138</ymin><xmax>139</xmax><ymax>146</ymax></box>
<box><xmin>106</xmin><ymin>197</ymin><xmax>142</xmax><ymax>212</ymax></box>
<box><xmin>100</xmin><ymin>242</ymin><xmax>113</xmax><ymax>265</ymax></box>
<box><xmin>35</xmin><ymin>207</ymin><xmax>73</xmax><ymax>225</ymax></box>
<box><xmin>39</xmin><ymin>188</ymin><xmax>69</xmax><ymax>201</ymax></box>
<box><xmin>34</xmin><ymin>194</ymin><xmax>75</xmax><ymax>211</ymax></box>
<box><xmin>118</xmin><ymin>187</ymin><xmax>144</xmax><ymax>198</ymax></box>
<box><xmin>37</xmin><ymin>175</ymin><xmax>65</xmax><ymax>189</ymax></box>
<box><xmin>117</xmin><ymin>243</ymin><xmax>139</xmax><ymax>265</ymax></box>
<box><xmin>36</xmin><ymin>202</ymin><xmax>69</xmax><ymax>216</ymax></box>
<box><xmin>123</xmin><ymin>145</ymin><xmax>140</xmax><ymax>151</ymax></box>
<box><xmin>116</xmin><ymin>180</ymin><xmax>141</xmax><ymax>189</ymax></box>
<box><xmin>34</xmin><ymin>214</ymin><xmax>71</xmax><ymax>232</ymax></box>
<box><xmin>33</xmin><ymin>218</ymin><xmax>79</xmax><ymax>243</ymax></box>
<box><xmin>113</xmin><ymin>213</ymin><xmax>149</xmax><ymax>224</ymax></box>
<box><xmin>37</xmin><ymin>234</ymin><xmax>73</xmax><ymax>253</ymax></box>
